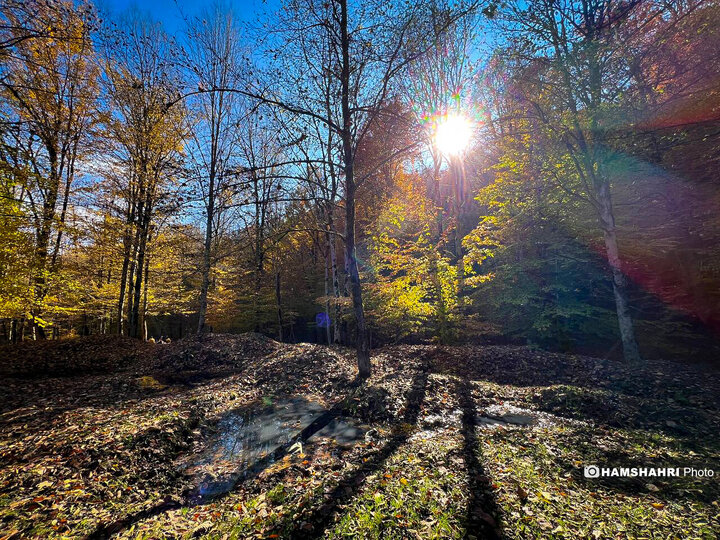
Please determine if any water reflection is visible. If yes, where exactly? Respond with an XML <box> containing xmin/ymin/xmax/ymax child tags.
<box><xmin>185</xmin><ymin>397</ymin><xmax>364</xmax><ymax>500</ymax></box>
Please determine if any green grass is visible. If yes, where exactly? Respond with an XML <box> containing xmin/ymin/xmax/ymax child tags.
<box><xmin>329</xmin><ymin>436</ymin><xmax>466</xmax><ymax>539</ymax></box>
<box><xmin>116</xmin><ymin>371</ymin><xmax>719</xmax><ymax>539</ymax></box>
<box><xmin>481</xmin><ymin>425</ymin><xmax>719</xmax><ymax>539</ymax></box>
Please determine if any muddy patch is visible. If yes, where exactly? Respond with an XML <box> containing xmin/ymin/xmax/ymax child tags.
<box><xmin>182</xmin><ymin>397</ymin><xmax>366</xmax><ymax>500</ymax></box>
<box><xmin>476</xmin><ymin>404</ymin><xmax>580</xmax><ymax>429</ymax></box>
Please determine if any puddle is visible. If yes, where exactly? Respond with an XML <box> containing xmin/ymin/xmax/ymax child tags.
<box><xmin>183</xmin><ymin>397</ymin><xmax>365</xmax><ymax>500</ymax></box>
<box><xmin>314</xmin><ymin>417</ymin><xmax>367</xmax><ymax>445</ymax></box>
<box><xmin>477</xmin><ymin>404</ymin><xmax>549</xmax><ymax>428</ymax></box>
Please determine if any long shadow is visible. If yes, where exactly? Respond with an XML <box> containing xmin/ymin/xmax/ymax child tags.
<box><xmin>456</xmin><ymin>374</ymin><xmax>502</xmax><ymax>539</ymax></box>
<box><xmin>531</xmin><ymin>384</ymin><xmax>720</xmax><ymax>446</ymax></box>
<box><xmin>430</xmin><ymin>347</ymin><xmax>720</xmax><ymax>446</ymax></box>
<box><xmin>85</xmin><ymin>383</ymin><xmax>363</xmax><ymax>539</ymax></box>
<box><xmin>85</xmin><ymin>410</ymin><xmax>347</xmax><ymax>539</ymax></box>
<box><xmin>279</xmin><ymin>363</ymin><xmax>431</xmax><ymax>539</ymax></box>
<box><xmin>87</xmin><ymin>363</ymin><xmax>429</xmax><ymax>539</ymax></box>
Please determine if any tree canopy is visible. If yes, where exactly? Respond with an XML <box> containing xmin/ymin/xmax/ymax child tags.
<box><xmin>1</xmin><ymin>0</ymin><xmax>719</xmax><ymax>370</ymax></box>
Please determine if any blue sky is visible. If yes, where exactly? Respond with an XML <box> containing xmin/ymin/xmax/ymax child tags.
<box><xmin>96</xmin><ymin>0</ymin><xmax>277</xmax><ymax>35</ymax></box>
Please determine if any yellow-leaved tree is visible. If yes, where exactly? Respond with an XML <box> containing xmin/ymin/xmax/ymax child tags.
<box><xmin>0</xmin><ymin>0</ymin><xmax>98</xmax><ymax>338</ymax></box>
<box><xmin>367</xmin><ymin>170</ymin><xmax>457</xmax><ymax>343</ymax></box>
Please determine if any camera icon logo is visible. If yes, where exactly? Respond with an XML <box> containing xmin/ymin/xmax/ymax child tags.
<box><xmin>584</xmin><ymin>465</ymin><xmax>600</xmax><ymax>478</ymax></box>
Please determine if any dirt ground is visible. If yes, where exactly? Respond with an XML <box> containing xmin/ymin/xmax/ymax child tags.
<box><xmin>0</xmin><ymin>335</ymin><xmax>718</xmax><ymax>539</ymax></box>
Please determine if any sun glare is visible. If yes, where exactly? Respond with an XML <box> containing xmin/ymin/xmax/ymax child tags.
<box><xmin>435</xmin><ymin>114</ymin><xmax>473</xmax><ymax>157</ymax></box>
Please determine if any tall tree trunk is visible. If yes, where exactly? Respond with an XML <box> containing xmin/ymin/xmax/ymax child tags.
<box><xmin>340</xmin><ymin>0</ymin><xmax>370</xmax><ymax>378</ymax></box>
<box><xmin>253</xmin><ymin>256</ymin><xmax>263</xmax><ymax>333</ymax></box>
<box><xmin>596</xmin><ymin>181</ymin><xmax>641</xmax><ymax>362</ymax></box>
<box><xmin>118</xmin><ymin>193</ymin><xmax>138</xmax><ymax>335</ymax></box>
<box><xmin>327</xmin><ymin>213</ymin><xmax>341</xmax><ymax>344</ymax></box>
<box><xmin>141</xmin><ymin>253</ymin><xmax>150</xmax><ymax>340</ymax></box>
<box><xmin>252</xmin><ymin>182</ymin><xmax>264</xmax><ymax>333</ymax></box>
<box><xmin>275</xmin><ymin>270</ymin><xmax>283</xmax><ymax>341</ymax></box>
<box><xmin>197</xmin><ymin>171</ymin><xmax>215</xmax><ymax>333</ymax></box>
<box><xmin>129</xmin><ymin>213</ymin><xmax>149</xmax><ymax>339</ymax></box>
<box><xmin>49</xmin><ymin>138</ymin><xmax>78</xmax><ymax>272</ymax></box>
<box><xmin>324</xmin><ymin>252</ymin><xmax>332</xmax><ymax>344</ymax></box>
<box><xmin>588</xmin><ymin>14</ymin><xmax>639</xmax><ymax>363</ymax></box>
<box><xmin>126</xmin><ymin>206</ymin><xmax>144</xmax><ymax>337</ymax></box>
<box><xmin>31</xmin><ymin>164</ymin><xmax>59</xmax><ymax>340</ymax></box>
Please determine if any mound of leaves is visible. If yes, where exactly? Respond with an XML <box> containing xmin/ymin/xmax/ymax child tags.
<box><xmin>150</xmin><ymin>333</ymin><xmax>278</xmax><ymax>384</ymax></box>
<box><xmin>340</xmin><ymin>346</ymin><xmax>431</xmax><ymax>424</ymax></box>
<box><xmin>242</xmin><ymin>343</ymin><xmax>356</xmax><ymax>397</ymax></box>
<box><xmin>429</xmin><ymin>345</ymin><xmax>720</xmax><ymax>409</ymax></box>
<box><xmin>0</xmin><ymin>335</ymin><xmax>152</xmax><ymax>378</ymax></box>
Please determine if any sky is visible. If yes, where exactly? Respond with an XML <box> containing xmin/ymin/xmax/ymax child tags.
<box><xmin>96</xmin><ymin>0</ymin><xmax>278</xmax><ymax>35</ymax></box>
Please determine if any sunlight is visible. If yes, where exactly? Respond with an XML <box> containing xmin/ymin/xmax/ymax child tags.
<box><xmin>435</xmin><ymin>113</ymin><xmax>473</xmax><ymax>157</ymax></box>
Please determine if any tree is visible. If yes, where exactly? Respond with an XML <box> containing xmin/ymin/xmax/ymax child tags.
<box><xmin>0</xmin><ymin>133</ymin><xmax>34</xmax><ymax>338</ymax></box>
<box><xmin>244</xmin><ymin>0</ymin><xmax>472</xmax><ymax>376</ymax></box>
<box><xmin>0</xmin><ymin>0</ymin><xmax>80</xmax><ymax>58</ymax></box>
<box><xmin>367</xmin><ymin>169</ymin><xmax>458</xmax><ymax>342</ymax></box>
<box><xmin>184</xmin><ymin>5</ymin><xmax>245</xmax><ymax>334</ymax></box>
<box><xmin>100</xmin><ymin>12</ymin><xmax>186</xmax><ymax>338</ymax></box>
<box><xmin>234</xmin><ymin>113</ymin><xmax>287</xmax><ymax>333</ymax></box>
<box><xmin>491</xmin><ymin>0</ymin><xmax>650</xmax><ymax>362</ymax></box>
<box><xmin>0</xmin><ymin>0</ymin><xmax>97</xmax><ymax>338</ymax></box>
<box><xmin>464</xmin><ymin>112</ymin><xmax>621</xmax><ymax>351</ymax></box>
<box><xmin>402</xmin><ymin>6</ymin><xmax>483</xmax><ymax>299</ymax></box>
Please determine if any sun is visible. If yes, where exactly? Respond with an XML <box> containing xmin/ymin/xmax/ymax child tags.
<box><xmin>435</xmin><ymin>113</ymin><xmax>473</xmax><ymax>157</ymax></box>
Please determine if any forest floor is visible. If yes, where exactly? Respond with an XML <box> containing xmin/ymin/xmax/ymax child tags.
<box><xmin>0</xmin><ymin>334</ymin><xmax>719</xmax><ymax>539</ymax></box>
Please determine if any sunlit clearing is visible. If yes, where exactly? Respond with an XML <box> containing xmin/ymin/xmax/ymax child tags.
<box><xmin>435</xmin><ymin>114</ymin><xmax>473</xmax><ymax>157</ymax></box>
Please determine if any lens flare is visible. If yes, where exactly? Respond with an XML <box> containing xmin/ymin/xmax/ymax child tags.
<box><xmin>435</xmin><ymin>114</ymin><xmax>473</xmax><ymax>156</ymax></box>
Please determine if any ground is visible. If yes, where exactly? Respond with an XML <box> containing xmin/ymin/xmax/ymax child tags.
<box><xmin>0</xmin><ymin>335</ymin><xmax>718</xmax><ymax>539</ymax></box>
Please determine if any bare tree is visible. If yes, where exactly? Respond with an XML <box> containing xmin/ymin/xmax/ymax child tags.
<box><xmin>234</xmin><ymin>113</ymin><xmax>287</xmax><ymax>332</ymax></box>
<box><xmin>252</xmin><ymin>0</ymin><xmax>473</xmax><ymax>377</ymax></box>
<box><xmin>173</xmin><ymin>0</ymin><xmax>479</xmax><ymax>376</ymax></box>
<box><xmin>184</xmin><ymin>5</ymin><xmax>245</xmax><ymax>333</ymax></box>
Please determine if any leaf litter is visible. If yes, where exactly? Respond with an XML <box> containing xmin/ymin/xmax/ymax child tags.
<box><xmin>0</xmin><ymin>337</ymin><xmax>718</xmax><ymax>538</ymax></box>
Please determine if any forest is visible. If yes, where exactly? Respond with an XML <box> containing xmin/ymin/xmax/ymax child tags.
<box><xmin>0</xmin><ymin>0</ymin><xmax>719</xmax><ymax>538</ymax></box>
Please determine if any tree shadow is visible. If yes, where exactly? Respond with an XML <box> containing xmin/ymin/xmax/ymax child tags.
<box><xmin>456</xmin><ymin>375</ymin><xmax>502</xmax><ymax>539</ymax></box>
<box><xmin>84</xmin><ymin>360</ymin><xmax>409</xmax><ymax>538</ymax></box>
<box><xmin>278</xmin><ymin>364</ymin><xmax>430</xmax><ymax>539</ymax></box>
<box><xmin>85</xmin><ymin>390</ymin><xmax>359</xmax><ymax>538</ymax></box>
<box><xmin>429</xmin><ymin>346</ymin><xmax>720</xmax><ymax>452</ymax></box>
<box><xmin>530</xmin><ymin>384</ymin><xmax>720</xmax><ymax>449</ymax></box>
